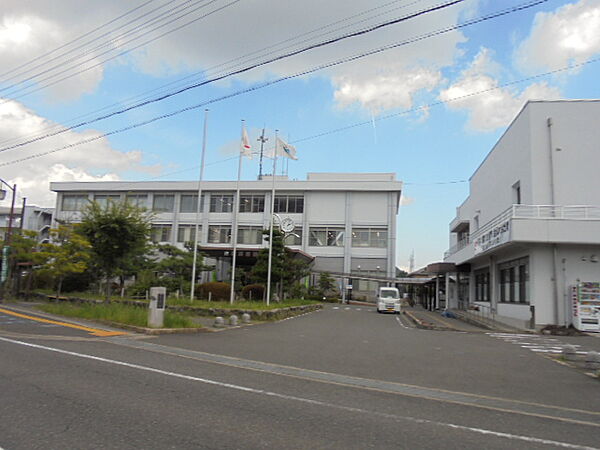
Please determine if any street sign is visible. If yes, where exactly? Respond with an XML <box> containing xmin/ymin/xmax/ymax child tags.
<box><xmin>1</xmin><ymin>246</ymin><xmax>10</xmax><ymax>283</ymax></box>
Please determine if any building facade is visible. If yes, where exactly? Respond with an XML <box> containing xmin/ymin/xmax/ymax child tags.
<box><xmin>444</xmin><ymin>100</ymin><xmax>600</xmax><ymax>329</ymax></box>
<box><xmin>0</xmin><ymin>205</ymin><xmax>53</xmax><ymax>243</ymax></box>
<box><xmin>51</xmin><ymin>172</ymin><xmax>402</xmax><ymax>299</ymax></box>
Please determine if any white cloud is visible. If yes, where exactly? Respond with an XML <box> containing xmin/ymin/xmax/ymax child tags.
<box><xmin>400</xmin><ymin>195</ymin><xmax>415</xmax><ymax>206</ymax></box>
<box><xmin>516</xmin><ymin>0</ymin><xmax>600</xmax><ymax>73</ymax></box>
<box><xmin>439</xmin><ymin>49</ymin><xmax>562</xmax><ymax>132</ymax></box>
<box><xmin>0</xmin><ymin>0</ymin><xmax>472</xmax><ymax>106</ymax></box>
<box><xmin>334</xmin><ymin>67</ymin><xmax>442</xmax><ymax>113</ymax></box>
<box><xmin>0</xmin><ymin>98</ymin><xmax>161</xmax><ymax>207</ymax></box>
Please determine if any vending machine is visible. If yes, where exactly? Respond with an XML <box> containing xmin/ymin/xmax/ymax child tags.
<box><xmin>571</xmin><ymin>282</ymin><xmax>600</xmax><ymax>332</ymax></box>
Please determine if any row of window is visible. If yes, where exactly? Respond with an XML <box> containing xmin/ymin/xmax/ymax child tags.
<box><xmin>62</xmin><ymin>193</ymin><xmax>304</xmax><ymax>214</ymax></box>
<box><xmin>151</xmin><ymin>225</ymin><xmax>387</xmax><ymax>247</ymax></box>
<box><xmin>474</xmin><ymin>257</ymin><xmax>530</xmax><ymax>304</ymax></box>
<box><xmin>152</xmin><ymin>225</ymin><xmax>302</xmax><ymax>246</ymax></box>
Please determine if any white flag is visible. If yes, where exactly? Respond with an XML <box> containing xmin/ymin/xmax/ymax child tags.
<box><xmin>275</xmin><ymin>137</ymin><xmax>298</xmax><ymax>160</ymax></box>
<box><xmin>241</xmin><ymin>126</ymin><xmax>253</xmax><ymax>158</ymax></box>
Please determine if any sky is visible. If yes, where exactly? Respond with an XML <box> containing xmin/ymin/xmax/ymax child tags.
<box><xmin>0</xmin><ymin>0</ymin><xmax>599</xmax><ymax>270</ymax></box>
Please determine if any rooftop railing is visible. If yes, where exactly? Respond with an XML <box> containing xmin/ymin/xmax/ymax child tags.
<box><xmin>445</xmin><ymin>205</ymin><xmax>600</xmax><ymax>257</ymax></box>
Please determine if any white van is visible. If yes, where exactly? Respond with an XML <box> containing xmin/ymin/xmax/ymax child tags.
<box><xmin>376</xmin><ymin>287</ymin><xmax>401</xmax><ymax>314</ymax></box>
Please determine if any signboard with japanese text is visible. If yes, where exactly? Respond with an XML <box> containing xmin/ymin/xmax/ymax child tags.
<box><xmin>473</xmin><ymin>220</ymin><xmax>510</xmax><ymax>255</ymax></box>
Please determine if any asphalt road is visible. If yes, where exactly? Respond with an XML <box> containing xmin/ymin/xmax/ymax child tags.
<box><xmin>1</xmin><ymin>303</ymin><xmax>599</xmax><ymax>449</ymax></box>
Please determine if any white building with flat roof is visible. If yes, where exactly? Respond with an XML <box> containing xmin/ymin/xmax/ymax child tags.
<box><xmin>51</xmin><ymin>172</ymin><xmax>402</xmax><ymax>299</ymax></box>
<box><xmin>0</xmin><ymin>205</ymin><xmax>53</xmax><ymax>243</ymax></box>
<box><xmin>444</xmin><ymin>100</ymin><xmax>600</xmax><ymax>329</ymax></box>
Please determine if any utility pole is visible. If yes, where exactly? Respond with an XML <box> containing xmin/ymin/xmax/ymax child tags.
<box><xmin>257</xmin><ymin>128</ymin><xmax>268</xmax><ymax>180</ymax></box>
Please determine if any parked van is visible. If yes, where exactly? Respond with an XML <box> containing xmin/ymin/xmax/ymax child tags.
<box><xmin>376</xmin><ymin>287</ymin><xmax>401</xmax><ymax>314</ymax></box>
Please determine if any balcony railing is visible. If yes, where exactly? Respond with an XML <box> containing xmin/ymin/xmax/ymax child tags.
<box><xmin>445</xmin><ymin>204</ymin><xmax>600</xmax><ymax>257</ymax></box>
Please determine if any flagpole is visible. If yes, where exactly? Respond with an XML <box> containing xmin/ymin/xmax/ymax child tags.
<box><xmin>265</xmin><ymin>130</ymin><xmax>278</xmax><ymax>306</ymax></box>
<box><xmin>190</xmin><ymin>109</ymin><xmax>209</xmax><ymax>302</ymax></box>
<box><xmin>229</xmin><ymin>120</ymin><xmax>245</xmax><ymax>304</ymax></box>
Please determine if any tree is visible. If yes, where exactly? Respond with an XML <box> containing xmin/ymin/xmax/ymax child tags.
<box><xmin>154</xmin><ymin>243</ymin><xmax>209</xmax><ymax>296</ymax></box>
<box><xmin>8</xmin><ymin>230</ymin><xmax>42</xmax><ymax>296</ymax></box>
<box><xmin>317</xmin><ymin>272</ymin><xmax>337</xmax><ymax>298</ymax></box>
<box><xmin>37</xmin><ymin>225</ymin><xmax>91</xmax><ymax>299</ymax></box>
<box><xmin>78</xmin><ymin>201</ymin><xmax>152</xmax><ymax>302</ymax></box>
<box><xmin>251</xmin><ymin>229</ymin><xmax>312</xmax><ymax>300</ymax></box>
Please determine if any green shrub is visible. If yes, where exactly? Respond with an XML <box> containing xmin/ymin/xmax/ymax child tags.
<box><xmin>241</xmin><ymin>284</ymin><xmax>264</xmax><ymax>301</ymax></box>
<box><xmin>195</xmin><ymin>281</ymin><xmax>230</xmax><ymax>300</ymax></box>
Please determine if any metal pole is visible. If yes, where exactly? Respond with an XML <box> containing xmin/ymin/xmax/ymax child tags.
<box><xmin>20</xmin><ymin>197</ymin><xmax>27</xmax><ymax>231</ymax></box>
<box><xmin>547</xmin><ymin>117</ymin><xmax>560</xmax><ymax>325</ymax></box>
<box><xmin>6</xmin><ymin>184</ymin><xmax>16</xmax><ymax>245</ymax></box>
<box><xmin>230</xmin><ymin>120</ymin><xmax>244</xmax><ymax>304</ymax></box>
<box><xmin>0</xmin><ymin>183</ymin><xmax>16</xmax><ymax>303</ymax></box>
<box><xmin>257</xmin><ymin>128</ymin><xmax>268</xmax><ymax>180</ymax></box>
<box><xmin>265</xmin><ymin>131</ymin><xmax>278</xmax><ymax>306</ymax></box>
<box><xmin>190</xmin><ymin>109</ymin><xmax>209</xmax><ymax>302</ymax></box>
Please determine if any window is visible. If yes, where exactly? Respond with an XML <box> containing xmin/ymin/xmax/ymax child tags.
<box><xmin>309</xmin><ymin>227</ymin><xmax>344</xmax><ymax>247</ymax></box>
<box><xmin>512</xmin><ymin>181</ymin><xmax>521</xmax><ymax>205</ymax></box>
<box><xmin>180</xmin><ymin>194</ymin><xmax>204</xmax><ymax>213</ymax></box>
<box><xmin>125</xmin><ymin>194</ymin><xmax>148</xmax><ymax>208</ymax></box>
<box><xmin>352</xmin><ymin>228</ymin><xmax>387</xmax><ymax>248</ymax></box>
<box><xmin>499</xmin><ymin>257</ymin><xmax>529</xmax><ymax>304</ymax></box>
<box><xmin>239</xmin><ymin>194</ymin><xmax>265</xmax><ymax>213</ymax></box>
<box><xmin>152</xmin><ymin>194</ymin><xmax>175</xmax><ymax>212</ymax></box>
<box><xmin>274</xmin><ymin>195</ymin><xmax>304</xmax><ymax>213</ymax></box>
<box><xmin>475</xmin><ymin>270</ymin><xmax>490</xmax><ymax>302</ymax></box>
<box><xmin>284</xmin><ymin>227</ymin><xmax>302</xmax><ymax>246</ymax></box>
<box><xmin>151</xmin><ymin>224</ymin><xmax>172</xmax><ymax>243</ymax></box>
<box><xmin>94</xmin><ymin>194</ymin><xmax>121</xmax><ymax>208</ymax></box>
<box><xmin>61</xmin><ymin>195</ymin><xmax>88</xmax><ymax>211</ymax></box>
<box><xmin>210</xmin><ymin>194</ymin><xmax>234</xmax><ymax>213</ymax></box>
<box><xmin>208</xmin><ymin>225</ymin><xmax>231</xmax><ymax>244</ymax></box>
<box><xmin>177</xmin><ymin>225</ymin><xmax>199</xmax><ymax>243</ymax></box>
<box><xmin>237</xmin><ymin>226</ymin><xmax>263</xmax><ymax>244</ymax></box>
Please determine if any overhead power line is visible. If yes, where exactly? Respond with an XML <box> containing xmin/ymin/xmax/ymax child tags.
<box><xmin>0</xmin><ymin>0</ymin><xmax>159</xmax><ymax>82</ymax></box>
<box><xmin>0</xmin><ymin>0</ymin><xmax>236</xmax><ymax>101</ymax></box>
<box><xmin>0</xmin><ymin>0</ymin><xmax>467</xmax><ymax>154</ymax></box>
<box><xmin>0</xmin><ymin>0</ymin><xmax>560</xmax><ymax>171</ymax></box>
<box><xmin>0</xmin><ymin>0</ymin><xmax>420</xmax><ymax>148</ymax></box>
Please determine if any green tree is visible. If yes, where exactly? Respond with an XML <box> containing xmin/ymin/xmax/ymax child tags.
<box><xmin>251</xmin><ymin>228</ymin><xmax>311</xmax><ymax>300</ymax></box>
<box><xmin>318</xmin><ymin>272</ymin><xmax>337</xmax><ymax>298</ymax></box>
<box><xmin>7</xmin><ymin>230</ymin><xmax>42</xmax><ymax>296</ymax></box>
<box><xmin>37</xmin><ymin>225</ymin><xmax>91</xmax><ymax>299</ymax></box>
<box><xmin>78</xmin><ymin>200</ymin><xmax>152</xmax><ymax>302</ymax></box>
<box><xmin>154</xmin><ymin>243</ymin><xmax>209</xmax><ymax>296</ymax></box>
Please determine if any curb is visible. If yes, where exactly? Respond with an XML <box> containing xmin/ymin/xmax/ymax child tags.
<box><xmin>404</xmin><ymin>311</ymin><xmax>445</xmax><ymax>330</ymax></box>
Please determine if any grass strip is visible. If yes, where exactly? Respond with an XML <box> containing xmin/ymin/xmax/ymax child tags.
<box><xmin>37</xmin><ymin>302</ymin><xmax>197</xmax><ymax>328</ymax></box>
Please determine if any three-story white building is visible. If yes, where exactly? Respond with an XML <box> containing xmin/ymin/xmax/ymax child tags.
<box><xmin>444</xmin><ymin>100</ymin><xmax>600</xmax><ymax>329</ymax></box>
<box><xmin>51</xmin><ymin>172</ymin><xmax>402</xmax><ymax>299</ymax></box>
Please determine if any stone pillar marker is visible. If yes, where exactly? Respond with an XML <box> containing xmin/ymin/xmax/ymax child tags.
<box><xmin>148</xmin><ymin>287</ymin><xmax>167</xmax><ymax>328</ymax></box>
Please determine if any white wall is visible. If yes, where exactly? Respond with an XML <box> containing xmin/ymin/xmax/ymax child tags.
<box><xmin>458</xmin><ymin>106</ymin><xmax>533</xmax><ymax>228</ymax></box>
<box><xmin>529</xmin><ymin>101</ymin><xmax>600</xmax><ymax>205</ymax></box>
<box><xmin>350</xmin><ymin>192</ymin><xmax>388</xmax><ymax>224</ymax></box>
<box><xmin>306</xmin><ymin>192</ymin><xmax>346</xmax><ymax>224</ymax></box>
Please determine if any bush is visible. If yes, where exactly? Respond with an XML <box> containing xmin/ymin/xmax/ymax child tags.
<box><xmin>61</xmin><ymin>270</ymin><xmax>97</xmax><ymax>293</ymax></box>
<box><xmin>241</xmin><ymin>284</ymin><xmax>264</xmax><ymax>301</ymax></box>
<box><xmin>195</xmin><ymin>281</ymin><xmax>230</xmax><ymax>300</ymax></box>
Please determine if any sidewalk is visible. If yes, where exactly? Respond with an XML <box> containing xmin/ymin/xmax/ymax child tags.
<box><xmin>403</xmin><ymin>305</ymin><xmax>494</xmax><ymax>332</ymax></box>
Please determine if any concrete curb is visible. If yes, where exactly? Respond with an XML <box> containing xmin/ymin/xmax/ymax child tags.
<box><xmin>404</xmin><ymin>311</ymin><xmax>450</xmax><ymax>331</ymax></box>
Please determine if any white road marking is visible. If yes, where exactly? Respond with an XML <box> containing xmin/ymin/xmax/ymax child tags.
<box><xmin>332</xmin><ymin>307</ymin><xmax>339</xmax><ymax>310</ymax></box>
<box><xmin>395</xmin><ymin>316</ymin><xmax>411</xmax><ymax>330</ymax></box>
<box><xmin>488</xmin><ymin>333</ymin><xmax>591</xmax><ymax>357</ymax></box>
<box><xmin>0</xmin><ymin>336</ymin><xmax>596</xmax><ymax>449</ymax></box>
